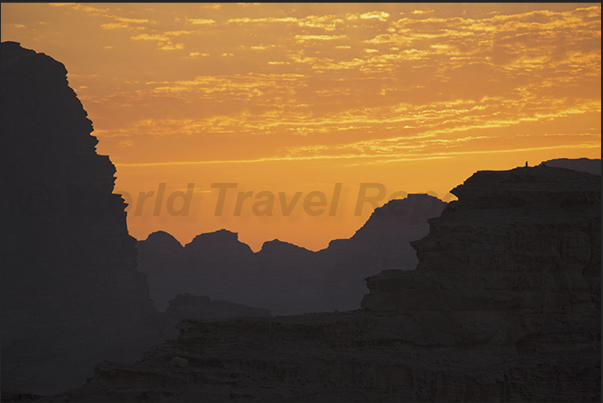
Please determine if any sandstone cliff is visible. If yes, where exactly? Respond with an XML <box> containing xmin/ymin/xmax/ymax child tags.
<box><xmin>0</xmin><ymin>42</ymin><xmax>162</xmax><ymax>394</ymax></box>
<box><xmin>41</xmin><ymin>166</ymin><xmax>601</xmax><ymax>402</ymax></box>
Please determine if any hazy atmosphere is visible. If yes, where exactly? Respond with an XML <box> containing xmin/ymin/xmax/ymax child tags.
<box><xmin>2</xmin><ymin>3</ymin><xmax>600</xmax><ymax>250</ymax></box>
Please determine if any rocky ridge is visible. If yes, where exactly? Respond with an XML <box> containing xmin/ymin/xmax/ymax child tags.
<box><xmin>41</xmin><ymin>166</ymin><xmax>601</xmax><ymax>402</ymax></box>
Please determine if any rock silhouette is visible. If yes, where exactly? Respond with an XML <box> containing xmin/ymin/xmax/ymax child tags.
<box><xmin>137</xmin><ymin>194</ymin><xmax>447</xmax><ymax>314</ymax></box>
<box><xmin>46</xmin><ymin>166</ymin><xmax>601</xmax><ymax>402</ymax></box>
<box><xmin>1</xmin><ymin>41</ymin><xmax>165</xmax><ymax>394</ymax></box>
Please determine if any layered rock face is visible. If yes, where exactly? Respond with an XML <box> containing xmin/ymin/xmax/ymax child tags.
<box><xmin>58</xmin><ymin>314</ymin><xmax>598</xmax><ymax>402</ymax></box>
<box><xmin>47</xmin><ymin>166</ymin><xmax>600</xmax><ymax>402</ymax></box>
<box><xmin>362</xmin><ymin>166</ymin><xmax>601</xmax><ymax>350</ymax></box>
<box><xmin>137</xmin><ymin>194</ymin><xmax>446</xmax><ymax>314</ymax></box>
<box><xmin>0</xmin><ymin>42</ymin><xmax>162</xmax><ymax>394</ymax></box>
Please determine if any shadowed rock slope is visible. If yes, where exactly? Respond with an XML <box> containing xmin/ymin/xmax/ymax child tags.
<box><xmin>0</xmin><ymin>42</ymin><xmax>163</xmax><ymax>394</ymax></box>
<box><xmin>159</xmin><ymin>293</ymin><xmax>272</xmax><ymax>340</ymax></box>
<box><xmin>317</xmin><ymin>193</ymin><xmax>447</xmax><ymax>312</ymax></box>
<box><xmin>42</xmin><ymin>166</ymin><xmax>601</xmax><ymax>402</ymax></box>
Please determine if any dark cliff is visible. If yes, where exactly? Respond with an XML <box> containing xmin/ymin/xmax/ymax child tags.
<box><xmin>363</xmin><ymin>167</ymin><xmax>601</xmax><ymax>350</ymax></box>
<box><xmin>0</xmin><ymin>42</ymin><xmax>162</xmax><ymax>394</ymax></box>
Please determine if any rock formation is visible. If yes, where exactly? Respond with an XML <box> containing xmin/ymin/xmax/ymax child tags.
<box><xmin>137</xmin><ymin>194</ymin><xmax>446</xmax><ymax>314</ymax></box>
<box><xmin>0</xmin><ymin>42</ymin><xmax>162</xmax><ymax>394</ymax></box>
<box><xmin>43</xmin><ymin>166</ymin><xmax>600</xmax><ymax>402</ymax></box>
<box><xmin>181</xmin><ymin>229</ymin><xmax>260</xmax><ymax>307</ymax></box>
<box><xmin>539</xmin><ymin>157</ymin><xmax>601</xmax><ymax>175</ymax></box>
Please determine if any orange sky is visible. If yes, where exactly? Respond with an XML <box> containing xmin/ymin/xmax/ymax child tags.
<box><xmin>2</xmin><ymin>3</ymin><xmax>600</xmax><ymax>251</ymax></box>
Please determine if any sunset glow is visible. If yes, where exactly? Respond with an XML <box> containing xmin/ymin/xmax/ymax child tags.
<box><xmin>2</xmin><ymin>3</ymin><xmax>600</xmax><ymax>251</ymax></box>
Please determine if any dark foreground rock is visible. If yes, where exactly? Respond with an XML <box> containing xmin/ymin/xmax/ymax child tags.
<box><xmin>36</xmin><ymin>314</ymin><xmax>601</xmax><ymax>402</ymax></box>
<box><xmin>38</xmin><ymin>166</ymin><xmax>601</xmax><ymax>402</ymax></box>
<box><xmin>363</xmin><ymin>166</ymin><xmax>600</xmax><ymax>349</ymax></box>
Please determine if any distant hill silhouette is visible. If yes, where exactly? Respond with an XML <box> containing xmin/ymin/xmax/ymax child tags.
<box><xmin>539</xmin><ymin>157</ymin><xmax>601</xmax><ymax>175</ymax></box>
<box><xmin>137</xmin><ymin>194</ymin><xmax>447</xmax><ymax>314</ymax></box>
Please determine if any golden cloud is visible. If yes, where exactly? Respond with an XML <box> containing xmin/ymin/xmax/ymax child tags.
<box><xmin>187</xmin><ymin>18</ymin><xmax>216</xmax><ymax>25</ymax></box>
<box><xmin>227</xmin><ymin>17</ymin><xmax>298</xmax><ymax>24</ymax></box>
<box><xmin>294</xmin><ymin>34</ymin><xmax>347</xmax><ymax>43</ymax></box>
<box><xmin>113</xmin><ymin>16</ymin><xmax>151</xmax><ymax>24</ymax></box>
<box><xmin>360</xmin><ymin>11</ymin><xmax>390</xmax><ymax>21</ymax></box>
<box><xmin>101</xmin><ymin>23</ymin><xmax>129</xmax><ymax>30</ymax></box>
<box><xmin>160</xmin><ymin>43</ymin><xmax>184</xmax><ymax>51</ymax></box>
<box><xmin>131</xmin><ymin>33</ymin><xmax>171</xmax><ymax>41</ymax></box>
<box><xmin>164</xmin><ymin>30</ymin><xmax>193</xmax><ymax>36</ymax></box>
